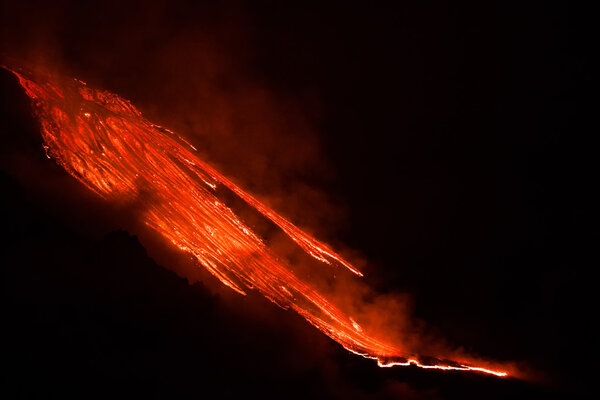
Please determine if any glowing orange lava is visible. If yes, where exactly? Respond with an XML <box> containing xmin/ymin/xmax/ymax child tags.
<box><xmin>3</xmin><ymin>64</ymin><xmax>508</xmax><ymax>378</ymax></box>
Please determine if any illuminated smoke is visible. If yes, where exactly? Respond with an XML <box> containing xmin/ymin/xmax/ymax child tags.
<box><xmin>3</xmin><ymin>64</ymin><xmax>508</xmax><ymax>378</ymax></box>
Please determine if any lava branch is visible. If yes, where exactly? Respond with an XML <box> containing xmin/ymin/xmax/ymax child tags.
<box><xmin>3</xmin><ymin>64</ymin><xmax>509</xmax><ymax>378</ymax></box>
<box><xmin>377</xmin><ymin>360</ymin><xmax>508</xmax><ymax>377</ymax></box>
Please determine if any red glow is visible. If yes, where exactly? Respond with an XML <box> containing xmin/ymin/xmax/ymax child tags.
<box><xmin>4</xmin><ymin>64</ymin><xmax>509</xmax><ymax>378</ymax></box>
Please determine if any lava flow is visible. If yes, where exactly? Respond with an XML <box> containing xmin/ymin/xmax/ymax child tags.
<box><xmin>3</xmin><ymin>64</ymin><xmax>508</xmax><ymax>378</ymax></box>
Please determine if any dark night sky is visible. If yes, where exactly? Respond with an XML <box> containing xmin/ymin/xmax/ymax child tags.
<box><xmin>0</xmin><ymin>1</ymin><xmax>593</xmax><ymax>398</ymax></box>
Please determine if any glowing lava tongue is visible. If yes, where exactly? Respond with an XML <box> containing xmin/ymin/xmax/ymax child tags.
<box><xmin>4</xmin><ymin>65</ymin><xmax>507</xmax><ymax>378</ymax></box>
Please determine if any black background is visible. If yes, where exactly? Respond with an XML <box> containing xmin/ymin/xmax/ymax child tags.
<box><xmin>0</xmin><ymin>1</ymin><xmax>593</xmax><ymax>398</ymax></box>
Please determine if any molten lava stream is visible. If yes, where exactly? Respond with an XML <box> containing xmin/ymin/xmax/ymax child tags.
<box><xmin>3</xmin><ymin>64</ymin><xmax>508</xmax><ymax>378</ymax></box>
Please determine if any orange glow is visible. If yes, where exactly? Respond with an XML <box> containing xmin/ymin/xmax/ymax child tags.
<box><xmin>4</xmin><ymin>64</ymin><xmax>509</xmax><ymax>378</ymax></box>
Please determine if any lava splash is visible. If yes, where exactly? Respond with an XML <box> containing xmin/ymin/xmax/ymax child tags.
<box><xmin>3</xmin><ymin>64</ymin><xmax>508</xmax><ymax>378</ymax></box>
